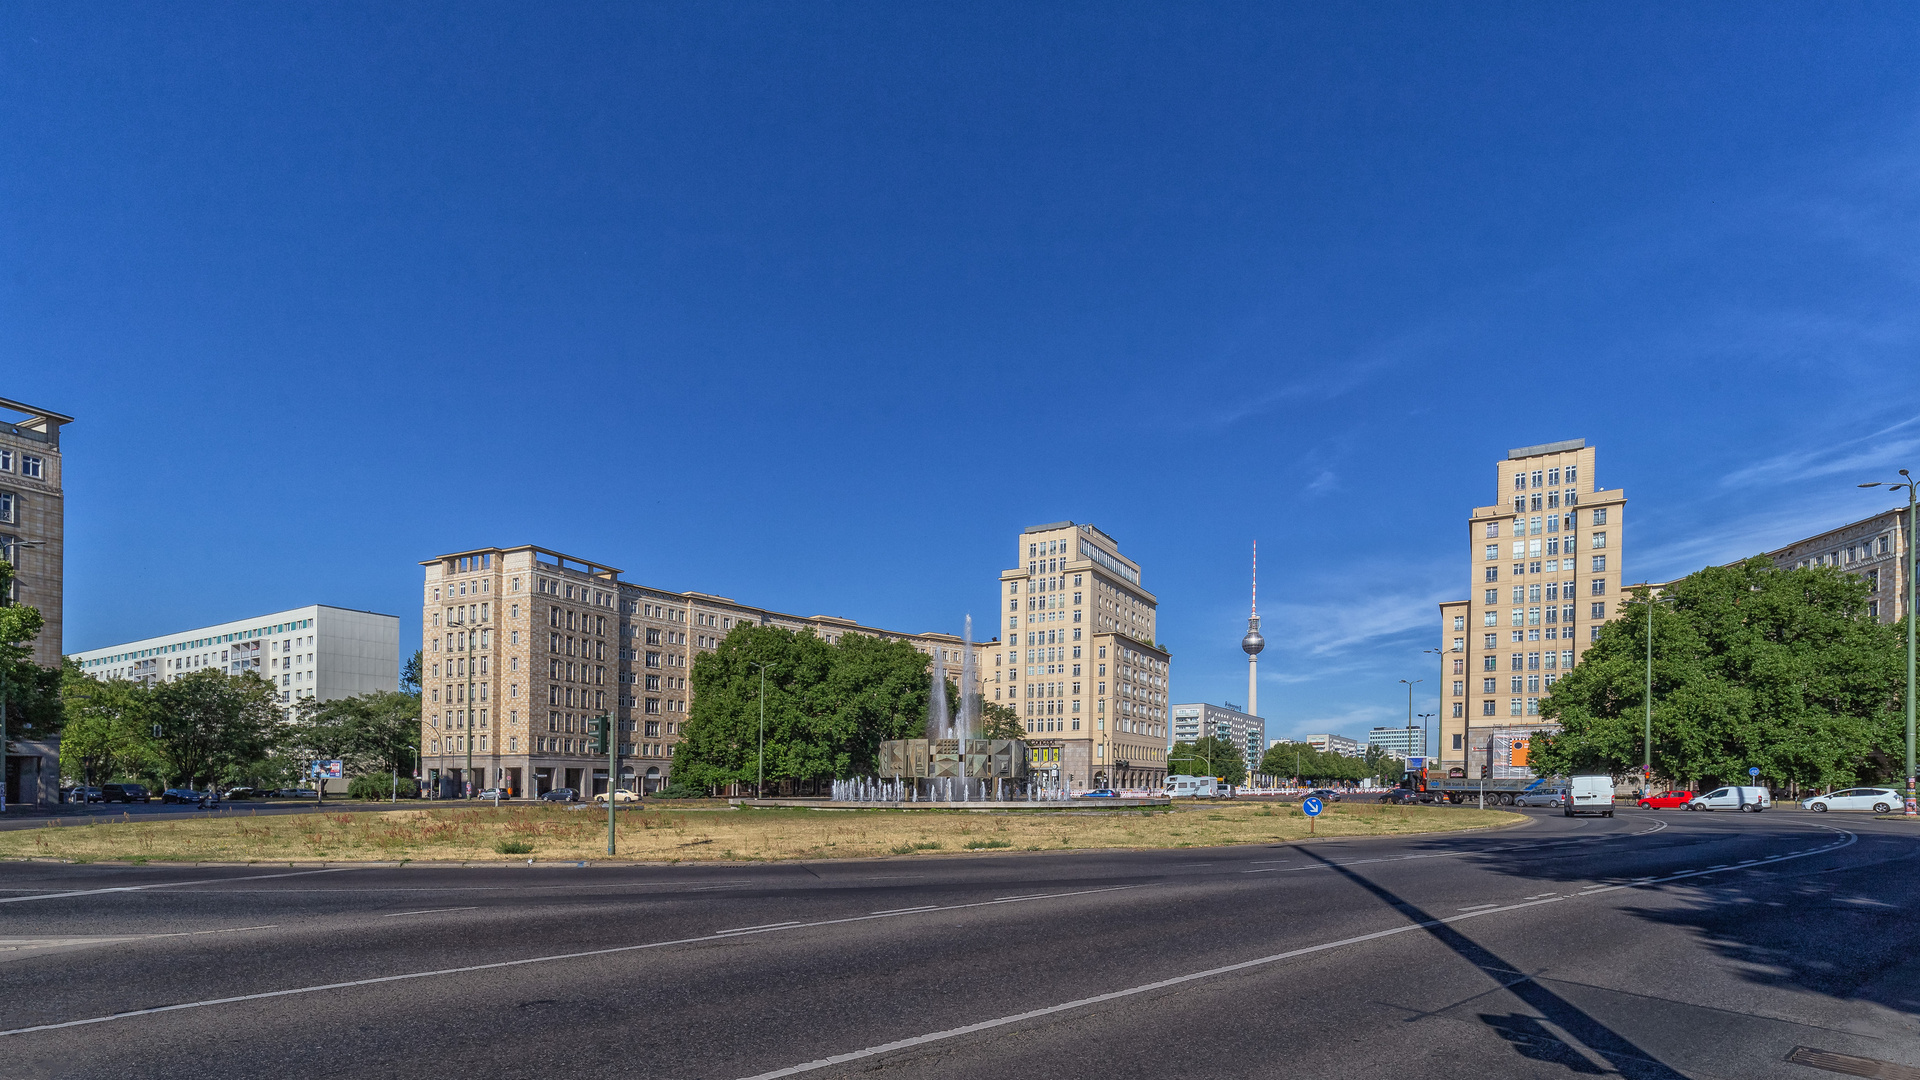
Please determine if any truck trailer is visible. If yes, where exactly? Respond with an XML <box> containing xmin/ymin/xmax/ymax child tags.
<box><xmin>1398</xmin><ymin>766</ymin><xmax>1558</xmax><ymax>806</ymax></box>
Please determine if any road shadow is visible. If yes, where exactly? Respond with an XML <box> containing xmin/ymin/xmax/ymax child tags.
<box><xmin>1297</xmin><ymin>845</ymin><xmax>1689</xmax><ymax>1079</ymax></box>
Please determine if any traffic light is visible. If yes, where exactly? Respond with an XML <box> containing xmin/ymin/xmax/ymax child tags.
<box><xmin>587</xmin><ymin>715</ymin><xmax>609</xmax><ymax>755</ymax></box>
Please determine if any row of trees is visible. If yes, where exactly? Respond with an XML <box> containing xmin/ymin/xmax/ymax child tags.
<box><xmin>1532</xmin><ymin>559</ymin><xmax>1908</xmax><ymax>791</ymax></box>
<box><xmin>1258</xmin><ymin>740</ymin><xmax>1405</xmax><ymax>785</ymax></box>
<box><xmin>59</xmin><ymin>664</ymin><xmax>423</xmax><ymax>791</ymax></box>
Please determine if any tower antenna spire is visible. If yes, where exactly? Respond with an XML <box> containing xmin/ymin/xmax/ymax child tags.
<box><xmin>1252</xmin><ymin>541</ymin><xmax>1257</xmax><ymax>617</ymax></box>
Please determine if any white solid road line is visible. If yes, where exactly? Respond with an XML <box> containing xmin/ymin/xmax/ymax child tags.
<box><xmin>382</xmin><ymin>908</ymin><xmax>477</xmax><ymax>918</ymax></box>
<box><xmin>0</xmin><ymin>867</ymin><xmax>361</xmax><ymax>905</ymax></box>
<box><xmin>718</xmin><ymin>921</ymin><xmax>803</xmax><ymax>934</ymax></box>
<box><xmin>869</xmin><ymin>906</ymin><xmax>938</xmax><ymax>915</ymax></box>
<box><xmin>0</xmin><ymin>882</ymin><xmax>1149</xmax><ymax>1039</ymax></box>
<box><xmin>734</xmin><ymin>827</ymin><xmax>1858</xmax><ymax>1080</ymax></box>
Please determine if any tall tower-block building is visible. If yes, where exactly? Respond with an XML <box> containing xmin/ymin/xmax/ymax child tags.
<box><xmin>1437</xmin><ymin>440</ymin><xmax>1628</xmax><ymax>774</ymax></box>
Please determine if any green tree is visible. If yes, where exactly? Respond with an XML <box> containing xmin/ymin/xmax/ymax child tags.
<box><xmin>1169</xmin><ymin>735</ymin><xmax>1247</xmax><ymax>785</ymax></box>
<box><xmin>1362</xmin><ymin>744</ymin><xmax>1405</xmax><ymax>784</ymax></box>
<box><xmin>59</xmin><ymin>669</ymin><xmax>160</xmax><ymax>786</ymax></box>
<box><xmin>673</xmin><ymin>624</ymin><xmax>932</xmax><ymax>791</ymax></box>
<box><xmin>401</xmin><ymin>649</ymin><xmax>423</xmax><ymax>694</ymax></box>
<box><xmin>0</xmin><ymin>558</ymin><xmax>63</xmax><ymax>752</ymax></box>
<box><xmin>977</xmin><ymin>699</ymin><xmax>1024</xmax><ymax>741</ymax></box>
<box><xmin>1531</xmin><ymin>559</ymin><xmax>1903</xmax><ymax>791</ymax></box>
<box><xmin>149</xmin><ymin>670</ymin><xmax>282</xmax><ymax>787</ymax></box>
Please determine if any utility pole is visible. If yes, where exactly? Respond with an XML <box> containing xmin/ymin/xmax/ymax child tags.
<box><xmin>1397</xmin><ymin>679</ymin><xmax>1421</xmax><ymax>767</ymax></box>
<box><xmin>1859</xmin><ymin>471</ymin><xmax>1917</xmax><ymax>817</ymax></box>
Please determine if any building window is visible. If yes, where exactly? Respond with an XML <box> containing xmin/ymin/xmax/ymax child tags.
<box><xmin>19</xmin><ymin>456</ymin><xmax>42</xmax><ymax>479</ymax></box>
<box><xmin>1485</xmin><ymin>521</ymin><xmax>1500</xmax><ymax>538</ymax></box>
<box><xmin>0</xmin><ymin>492</ymin><xmax>11</xmax><ymax>523</ymax></box>
<box><xmin>1880</xmin><ymin>535</ymin><xmax>1891</xmax><ymax>555</ymax></box>
<box><xmin>1591</xmin><ymin>532</ymin><xmax>1607</xmax><ymax>549</ymax></box>
<box><xmin>1484</xmin><ymin>544</ymin><xmax>1498</xmax><ymax>561</ymax></box>
<box><xmin>1591</xmin><ymin>555</ymin><xmax>1606</xmax><ymax>572</ymax></box>
<box><xmin>1591</xmin><ymin>578</ymin><xmax>1606</xmax><ymax>595</ymax></box>
<box><xmin>1590</xmin><ymin>602</ymin><xmax>1605</xmax><ymax>618</ymax></box>
<box><xmin>1485</xmin><ymin>567</ymin><xmax>1498</xmax><ymax>583</ymax></box>
<box><xmin>1481</xmin><ymin>700</ymin><xmax>1495</xmax><ymax>716</ymax></box>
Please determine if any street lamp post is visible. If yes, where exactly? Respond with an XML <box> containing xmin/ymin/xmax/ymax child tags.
<box><xmin>1397</xmin><ymin>679</ymin><xmax>1422</xmax><ymax>766</ymax></box>
<box><xmin>1860</xmin><ymin>471</ymin><xmax>1918</xmax><ymax>818</ymax></box>
<box><xmin>751</xmin><ymin>661</ymin><xmax>767</xmax><ymax>798</ymax></box>
<box><xmin>1417</xmin><ymin>713</ymin><xmax>1435</xmax><ymax>765</ymax></box>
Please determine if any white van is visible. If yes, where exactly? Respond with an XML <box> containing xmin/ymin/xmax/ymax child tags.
<box><xmin>1564</xmin><ymin>775</ymin><xmax>1615</xmax><ymax>818</ymax></box>
<box><xmin>1688</xmin><ymin>786</ymin><xmax>1771</xmax><ymax>812</ymax></box>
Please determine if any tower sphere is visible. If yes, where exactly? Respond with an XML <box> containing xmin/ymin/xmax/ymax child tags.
<box><xmin>1241</xmin><ymin>625</ymin><xmax>1266</xmax><ymax>655</ymax></box>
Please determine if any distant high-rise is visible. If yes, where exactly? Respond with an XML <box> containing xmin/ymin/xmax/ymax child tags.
<box><xmin>1437</xmin><ymin>439</ymin><xmax>1629</xmax><ymax>774</ymax></box>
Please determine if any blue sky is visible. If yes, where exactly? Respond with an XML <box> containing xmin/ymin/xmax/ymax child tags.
<box><xmin>6</xmin><ymin>3</ymin><xmax>1919</xmax><ymax>744</ymax></box>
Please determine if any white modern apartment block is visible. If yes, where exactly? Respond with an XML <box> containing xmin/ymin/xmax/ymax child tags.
<box><xmin>69</xmin><ymin>605</ymin><xmax>400</xmax><ymax>706</ymax></box>
<box><xmin>1367</xmin><ymin>726</ymin><xmax>1427</xmax><ymax>760</ymax></box>
<box><xmin>1295</xmin><ymin>732</ymin><xmax>1364</xmax><ymax>757</ymax></box>
<box><xmin>1170</xmin><ymin>702</ymin><xmax>1266</xmax><ymax>775</ymax></box>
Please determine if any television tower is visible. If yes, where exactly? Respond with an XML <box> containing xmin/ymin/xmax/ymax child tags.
<box><xmin>1241</xmin><ymin>542</ymin><xmax>1265</xmax><ymax>717</ymax></box>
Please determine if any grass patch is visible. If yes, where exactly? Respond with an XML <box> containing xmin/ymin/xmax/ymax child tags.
<box><xmin>0</xmin><ymin>801</ymin><xmax>1516</xmax><ymax>864</ymax></box>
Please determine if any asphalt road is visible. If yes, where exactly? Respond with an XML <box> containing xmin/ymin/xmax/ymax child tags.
<box><xmin>2</xmin><ymin>807</ymin><xmax>1916</xmax><ymax>1080</ymax></box>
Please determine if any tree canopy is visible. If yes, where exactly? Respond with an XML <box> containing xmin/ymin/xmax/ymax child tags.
<box><xmin>0</xmin><ymin>558</ymin><xmax>63</xmax><ymax>749</ymax></box>
<box><xmin>672</xmin><ymin>625</ymin><xmax>934</xmax><ymax>790</ymax></box>
<box><xmin>1259</xmin><ymin>741</ymin><xmax>1403</xmax><ymax>784</ymax></box>
<box><xmin>1169</xmin><ymin>735</ymin><xmax>1248</xmax><ymax>785</ymax></box>
<box><xmin>1531</xmin><ymin>559</ymin><xmax>1905</xmax><ymax>790</ymax></box>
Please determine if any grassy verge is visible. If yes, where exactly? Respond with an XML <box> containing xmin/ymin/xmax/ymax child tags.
<box><xmin>0</xmin><ymin>801</ymin><xmax>1518</xmax><ymax>864</ymax></box>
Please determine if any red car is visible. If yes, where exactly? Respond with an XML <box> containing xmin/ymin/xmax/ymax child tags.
<box><xmin>1637</xmin><ymin>790</ymin><xmax>1695</xmax><ymax>809</ymax></box>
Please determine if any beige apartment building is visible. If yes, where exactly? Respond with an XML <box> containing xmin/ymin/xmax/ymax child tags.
<box><xmin>0</xmin><ymin>398</ymin><xmax>69</xmax><ymax>670</ymax></box>
<box><xmin>1759</xmin><ymin>508</ymin><xmax>1913</xmax><ymax>623</ymax></box>
<box><xmin>980</xmin><ymin>521</ymin><xmax>1171</xmax><ymax>791</ymax></box>
<box><xmin>1436</xmin><ymin>439</ymin><xmax>1629</xmax><ymax>774</ymax></box>
<box><xmin>418</xmin><ymin>546</ymin><xmax>984</xmax><ymax>797</ymax></box>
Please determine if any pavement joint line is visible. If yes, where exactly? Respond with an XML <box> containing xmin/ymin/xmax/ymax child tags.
<box><xmin>0</xmin><ymin>882</ymin><xmax>1152</xmax><ymax>1039</ymax></box>
<box><xmin>382</xmin><ymin>908</ymin><xmax>477</xmax><ymax>918</ymax></box>
<box><xmin>0</xmin><ymin>867</ymin><xmax>362</xmax><ymax>905</ymax></box>
<box><xmin>733</xmin><ymin>827</ymin><xmax>1861</xmax><ymax>1080</ymax></box>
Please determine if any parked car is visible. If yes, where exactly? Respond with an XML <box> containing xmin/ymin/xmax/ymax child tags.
<box><xmin>1688</xmin><ymin>786</ymin><xmax>1772</xmax><ymax>812</ymax></box>
<box><xmin>1565</xmin><ymin>775</ymin><xmax>1615</xmax><ymax>818</ymax></box>
<box><xmin>1801</xmin><ymin>787</ymin><xmax>1900</xmax><ymax>814</ymax></box>
<box><xmin>1636</xmin><ymin>790</ymin><xmax>1696</xmax><ymax>810</ymax></box>
<box><xmin>67</xmin><ymin>785</ymin><xmax>103</xmax><ymax>804</ymax></box>
<box><xmin>1076</xmin><ymin>788</ymin><xmax>1120</xmax><ymax>798</ymax></box>
<box><xmin>1302</xmin><ymin>788</ymin><xmax>1343</xmax><ymax>803</ymax></box>
<box><xmin>475</xmin><ymin>787</ymin><xmax>508</xmax><ymax>801</ymax></box>
<box><xmin>593</xmin><ymin>789</ymin><xmax>641</xmax><ymax>804</ymax></box>
<box><xmin>1378</xmin><ymin>786</ymin><xmax>1423</xmax><ymax>804</ymax></box>
<box><xmin>1515</xmin><ymin>788</ymin><xmax>1567</xmax><ymax>808</ymax></box>
<box><xmin>222</xmin><ymin>787</ymin><xmax>257</xmax><ymax>800</ymax></box>
<box><xmin>100</xmin><ymin>783</ymin><xmax>149</xmax><ymax>803</ymax></box>
<box><xmin>538</xmin><ymin>787</ymin><xmax>578</xmax><ymax>803</ymax></box>
<box><xmin>161</xmin><ymin>788</ymin><xmax>207</xmax><ymax>804</ymax></box>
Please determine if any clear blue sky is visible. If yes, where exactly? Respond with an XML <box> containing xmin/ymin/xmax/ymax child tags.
<box><xmin>6</xmin><ymin>4</ymin><xmax>1918</xmax><ymax>745</ymax></box>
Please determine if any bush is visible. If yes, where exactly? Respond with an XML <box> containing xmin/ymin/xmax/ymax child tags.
<box><xmin>347</xmin><ymin>774</ymin><xmax>403</xmax><ymax>801</ymax></box>
<box><xmin>495</xmin><ymin>839</ymin><xmax>534</xmax><ymax>855</ymax></box>
<box><xmin>652</xmin><ymin>782</ymin><xmax>707</xmax><ymax>800</ymax></box>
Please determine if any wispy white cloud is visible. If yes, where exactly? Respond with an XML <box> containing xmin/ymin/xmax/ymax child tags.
<box><xmin>1720</xmin><ymin>412</ymin><xmax>1920</xmax><ymax>491</ymax></box>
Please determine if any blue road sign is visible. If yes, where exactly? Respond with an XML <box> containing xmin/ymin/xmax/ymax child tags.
<box><xmin>1749</xmin><ymin>767</ymin><xmax>1761</xmax><ymax>777</ymax></box>
<box><xmin>1301</xmin><ymin>797</ymin><xmax>1324</xmax><ymax>817</ymax></box>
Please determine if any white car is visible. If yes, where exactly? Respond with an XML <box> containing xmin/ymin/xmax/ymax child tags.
<box><xmin>1688</xmin><ymin>786</ymin><xmax>1772</xmax><ymax>812</ymax></box>
<box><xmin>1800</xmin><ymin>787</ymin><xmax>1900</xmax><ymax>814</ymax></box>
<box><xmin>1564</xmin><ymin>775</ymin><xmax>1615</xmax><ymax>818</ymax></box>
<box><xmin>593</xmin><ymin>788</ymin><xmax>642</xmax><ymax>804</ymax></box>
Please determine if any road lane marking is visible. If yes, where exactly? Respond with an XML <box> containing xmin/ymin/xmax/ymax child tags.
<box><xmin>734</xmin><ymin>827</ymin><xmax>1859</xmax><ymax>1079</ymax></box>
<box><xmin>1457</xmin><ymin>904</ymin><xmax>1499</xmax><ymax>911</ymax></box>
<box><xmin>718</xmin><ymin>921</ymin><xmax>803</xmax><ymax>934</ymax></box>
<box><xmin>0</xmin><ymin>882</ymin><xmax>1150</xmax><ymax>1038</ymax></box>
<box><xmin>382</xmin><ymin>908</ymin><xmax>476</xmax><ymax>918</ymax></box>
<box><xmin>870</xmin><ymin>906</ymin><xmax>938</xmax><ymax>915</ymax></box>
<box><xmin>0</xmin><ymin>867</ymin><xmax>362</xmax><ymax>905</ymax></box>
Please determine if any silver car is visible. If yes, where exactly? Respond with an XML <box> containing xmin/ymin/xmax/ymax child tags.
<box><xmin>1514</xmin><ymin>788</ymin><xmax>1567</xmax><ymax>808</ymax></box>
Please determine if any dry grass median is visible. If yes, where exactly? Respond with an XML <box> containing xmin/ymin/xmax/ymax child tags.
<box><xmin>0</xmin><ymin>800</ymin><xmax>1517</xmax><ymax>864</ymax></box>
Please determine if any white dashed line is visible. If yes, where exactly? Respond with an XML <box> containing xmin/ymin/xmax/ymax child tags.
<box><xmin>0</xmin><ymin>867</ymin><xmax>362</xmax><ymax>905</ymax></box>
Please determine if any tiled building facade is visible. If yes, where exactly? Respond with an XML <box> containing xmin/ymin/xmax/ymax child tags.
<box><xmin>980</xmin><ymin>522</ymin><xmax>1172</xmax><ymax>792</ymax></box>
<box><xmin>1760</xmin><ymin>507</ymin><xmax>1913</xmax><ymax>623</ymax></box>
<box><xmin>1437</xmin><ymin>439</ymin><xmax>1629</xmax><ymax>774</ymax></box>
<box><xmin>418</xmin><ymin>546</ymin><xmax>983</xmax><ymax>797</ymax></box>
<box><xmin>0</xmin><ymin>397</ymin><xmax>68</xmax><ymax>670</ymax></box>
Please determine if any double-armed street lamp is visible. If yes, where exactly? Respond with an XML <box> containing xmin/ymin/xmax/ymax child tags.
<box><xmin>1397</xmin><ymin>679</ymin><xmax>1422</xmax><ymax>766</ymax></box>
<box><xmin>1859</xmin><ymin>470</ymin><xmax>1918</xmax><ymax>818</ymax></box>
